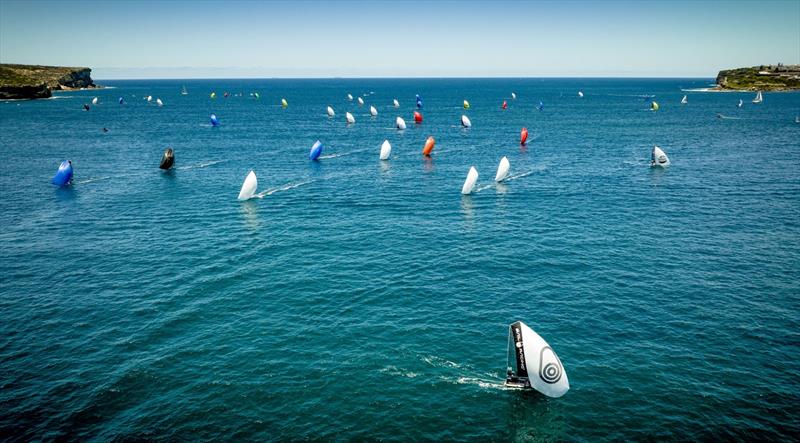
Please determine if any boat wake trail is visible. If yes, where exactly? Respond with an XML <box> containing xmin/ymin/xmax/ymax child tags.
<box><xmin>177</xmin><ymin>160</ymin><xmax>225</xmax><ymax>170</ymax></box>
<box><xmin>319</xmin><ymin>148</ymin><xmax>371</xmax><ymax>159</ymax></box>
<box><xmin>75</xmin><ymin>176</ymin><xmax>113</xmax><ymax>185</ymax></box>
<box><xmin>256</xmin><ymin>180</ymin><xmax>312</xmax><ymax>198</ymax></box>
<box><xmin>473</xmin><ymin>183</ymin><xmax>495</xmax><ymax>193</ymax></box>
<box><xmin>504</xmin><ymin>169</ymin><xmax>537</xmax><ymax>181</ymax></box>
<box><xmin>420</xmin><ymin>355</ymin><xmax>505</xmax><ymax>390</ymax></box>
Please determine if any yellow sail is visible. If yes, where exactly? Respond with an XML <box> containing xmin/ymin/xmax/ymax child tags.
<box><xmin>210</xmin><ymin>92</ymin><xmax>216</xmax><ymax>99</ymax></box>
<box><xmin>281</xmin><ymin>98</ymin><xmax>288</xmax><ymax>108</ymax></box>
<box><xmin>651</xmin><ymin>101</ymin><xmax>659</xmax><ymax>111</ymax></box>
<box><xmin>463</xmin><ymin>99</ymin><xmax>470</xmax><ymax>109</ymax></box>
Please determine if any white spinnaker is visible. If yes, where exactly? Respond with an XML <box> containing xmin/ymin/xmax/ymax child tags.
<box><xmin>327</xmin><ymin>106</ymin><xmax>335</xmax><ymax>117</ymax></box>
<box><xmin>396</xmin><ymin>116</ymin><xmax>406</xmax><ymax>130</ymax></box>
<box><xmin>578</xmin><ymin>91</ymin><xmax>584</xmax><ymax>98</ymax></box>
<box><xmin>495</xmin><ymin>156</ymin><xmax>510</xmax><ymax>182</ymax></box>
<box><xmin>347</xmin><ymin>93</ymin><xmax>353</xmax><ymax>101</ymax></box>
<box><xmin>147</xmin><ymin>95</ymin><xmax>152</xmax><ymax>102</ymax></box>
<box><xmin>357</xmin><ymin>97</ymin><xmax>364</xmax><ymax>105</ymax></box>
<box><xmin>652</xmin><ymin>146</ymin><xmax>670</xmax><ymax>167</ymax></box>
<box><xmin>346</xmin><ymin>112</ymin><xmax>355</xmax><ymax>124</ymax></box>
<box><xmin>461</xmin><ymin>115</ymin><xmax>472</xmax><ymax>128</ymax></box>
<box><xmin>379</xmin><ymin>140</ymin><xmax>392</xmax><ymax>160</ymax></box>
<box><xmin>681</xmin><ymin>95</ymin><xmax>688</xmax><ymax>104</ymax></box>
<box><xmin>511</xmin><ymin>92</ymin><xmax>516</xmax><ymax>99</ymax></box>
<box><xmin>370</xmin><ymin>105</ymin><xmax>378</xmax><ymax>116</ymax></box>
<box><xmin>393</xmin><ymin>99</ymin><xmax>400</xmax><ymax>108</ymax></box>
<box><xmin>156</xmin><ymin>98</ymin><xmax>163</xmax><ymax>106</ymax></box>
<box><xmin>92</xmin><ymin>97</ymin><xmax>98</xmax><ymax>105</ymax></box>
<box><xmin>461</xmin><ymin>166</ymin><xmax>479</xmax><ymax>195</ymax></box>
<box><xmin>516</xmin><ymin>321</ymin><xmax>570</xmax><ymax>398</ymax></box>
<box><xmin>238</xmin><ymin>170</ymin><xmax>258</xmax><ymax>201</ymax></box>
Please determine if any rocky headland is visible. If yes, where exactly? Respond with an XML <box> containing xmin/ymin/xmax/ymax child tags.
<box><xmin>0</xmin><ymin>64</ymin><xmax>98</xmax><ymax>99</ymax></box>
<box><xmin>715</xmin><ymin>64</ymin><xmax>800</xmax><ymax>91</ymax></box>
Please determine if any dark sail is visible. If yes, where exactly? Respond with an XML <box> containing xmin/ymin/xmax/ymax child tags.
<box><xmin>159</xmin><ymin>148</ymin><xmax>174</xmax><ymax>170</ymax></box>
<box><xmin>505</xmin><ymin>321</ymin><xmax>531</xmax><ymax>388</ymax></box>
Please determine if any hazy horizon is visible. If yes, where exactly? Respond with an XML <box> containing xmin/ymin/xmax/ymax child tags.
<box><xmin>2</xmin><ymin>0</ymin><xmax>799</xmax><ymax>79</ymax></box>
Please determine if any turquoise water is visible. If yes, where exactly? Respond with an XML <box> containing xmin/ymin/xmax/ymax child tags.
<box><xmin>1</xmin><ymin>79</ymin><xmax>798</xmax><ymax>440</ymax></box>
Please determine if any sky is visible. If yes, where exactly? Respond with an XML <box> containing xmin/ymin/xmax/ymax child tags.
<box><xmin>1</xmin><ymin>0</ymin><xmax>798</xmax><ymax>79</ymax></box>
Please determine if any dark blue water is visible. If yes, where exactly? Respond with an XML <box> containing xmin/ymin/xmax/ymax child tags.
<box><xmin>1</xmin><ymin>79</ymin><xmax>798</xmax><ymax>440</ymax></box>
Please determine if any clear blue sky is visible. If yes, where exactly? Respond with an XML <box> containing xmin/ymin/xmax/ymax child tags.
<box><xmin>1</xmin><ymin>0</ymin><xmax>798</xmax><ymax>79</ymax></box>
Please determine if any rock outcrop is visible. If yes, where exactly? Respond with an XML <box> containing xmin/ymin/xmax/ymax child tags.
<box><xmin>0</xmin><ymin>64</ymin><xmax>97</xmax><ymax>99</ymax></box>
<box><xmin>715</xmin><ymin>64</ymin><xmax>800</xmax><ymax>91</ymax></box>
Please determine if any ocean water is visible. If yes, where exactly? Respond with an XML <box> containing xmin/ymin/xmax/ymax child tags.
<box><xmin>1</xmin><ymin>78</ymin><xmax>798</xmax><ymax>441</ymax></box>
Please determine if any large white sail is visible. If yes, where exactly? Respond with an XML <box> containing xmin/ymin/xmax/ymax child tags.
<box><xmin>461</xmin><ymin>166</ymin><xmax>479</xmax><ymax>195</ymax></box>
<box><xmin>505</xmin><ymin>321</ymin><xmax>570</xmax><ymax>398</ymax></box>
<box><xmin>379</xmin><ymin>140</ymin><xmax>391</xmax><ymax>160</ymax></box>
<box><xmin>651</xmin><ymin>145</ymin><xmax>670</xmax><ymax>167</ymax></box>
<box><xmin>495</xmin><ymin>156</ymin><xmax>510</xmax><ymax>182</ymax></box>
<box><xmin>238</xmin><ymin>171</ymin><xmax>258</xmax><ymax>200</ymax></box>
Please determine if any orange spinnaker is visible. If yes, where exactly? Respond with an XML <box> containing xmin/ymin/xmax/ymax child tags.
<box><xmin>501</xmin><ymin>100</ymin><xmax>507</xmax><ymax>110</ymax></box>
<box><xmin>414</xmin><ymin>111</ymin><xmax>423</xmax><ymax>123</ymax></box>
<box><xmin>520</xmin><ymin>127</ymin><xmax>528</xmax><ymax>145</ymax></box>
<box><xmin>422</xmin><ymin>136</ymin><xmax>435</xmax><ymax>156</ymax></box>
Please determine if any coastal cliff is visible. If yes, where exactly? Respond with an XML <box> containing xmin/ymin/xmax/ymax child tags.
<box><xmin>0</xmin><ymin>64</ymin><xmax>97</xmax><ymax>99</ymax></box>
<box><xmin>715</xmin><ymin>65</ymin><xmax>800</xmax><ymax>91</ymax></box>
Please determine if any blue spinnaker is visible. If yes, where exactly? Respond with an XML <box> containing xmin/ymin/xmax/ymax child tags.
<box><xmin>309</xmin><ymin>140</ymin><xmax>324</xmax><ymax>161</ymax></box>
<box><xmin>52</xmin><ymin>160</ymin><xmax>73</xmax><ymax>187</ymax></box>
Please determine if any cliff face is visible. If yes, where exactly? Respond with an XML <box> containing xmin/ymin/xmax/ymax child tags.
<box><xmin>716</xmin><ymin>65</ymin><xmax>800</xmax><ymax>91</ymax></box>
<box><xmin>0</xmin><ymin>64</ymin><xmax>97</xmax><ymax>99</ymax></box>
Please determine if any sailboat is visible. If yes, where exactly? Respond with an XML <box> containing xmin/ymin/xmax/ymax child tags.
<box><xmin>495</xmin><ymin>157</ymin><xmax>510</xmax><ymax>182</ymax></box>
<box><xmin>651</xmin><ymin>101</ymin><xmax>659</xmax><ymax>111</ymax></box>
<box><xmin>461</xmin><ymin>115</ymin><xmax>472</xmax><ymax>128</ymax></box>
<box><xmin>309</xmin><ymin>140</ymin><xmax>324</xmax><ymax>161</ymax></box>
<box><xmin>327</xmin><ymin>106</ymin><xmax>335</xmax><ymax>117</ymax></box>
<box><xmin>461</xmin><ymin>167</ymin><xmax>478</xmax><ymax>195</ymax></box>
<box><xmin>357</xmin><ymin>97</ymin><xmax>364</xmax><ymax>106</ymax></box>
<box><xmin>52</xmin><ymin>160</ymin><xmax>73</xmax><ymax>187</ymax></box>
<box><xmin>393</xmin><ymin>99</ymin><xmax>400</xmax><ymax>108</ymax></box>
<box><xmin>413</xmin><ymin>111</ymin><xmax>423</xmax><ymax>123</ymax></box>
<box><xmin>422</xmin><ymin>136</ymin><xmax>435</xmax><ymax>157</ymax></box>
<box><xmin>345</xmin><ymin>112</ymin><xmax>355</xmax><ymax>124</ymax></box>
<box><xmin>752</xmin><ymin>91</ymin><xmax>763</xmax><ymax>103</ymax></box>
<box><xmin>369</xmin><ymin>105</ymin><xmax>378</xmax><ymax>116</ymax></box>
<box><xmin>651</xmin><ymin>146</ymin><xmax>670</xmax><ymax>167</ymax></box>
<box><xmin>379</xmin><ymin>140</ymin><xmax>392</xmax><ymax>160</ymax></box>
<box><xmin>156</xmin><ymin>98</ymin><xmax>163</xmax><ymax>107</ymax></box>
<box><xmin>159</xmin><ymin>148</ymin><xmax>175</xmax><ymax>170</ymax></box>
<box><xmin>463</xmin><ymin>99</ymin><xmax>470</xmax><ymax>109</ymax></box>
<box><xmin>91</xmin><ymin>97</ymin><xmax>98</xmax><ymax>105</ymax></box>
<box><xmin>737</xmin><ymin>99</ymin><xmax>743</xmax><ymax>108</ymax></box>
<box><xmin>238</xmin><ymin>171</ymin><xmax>258</xmax><ymax>201</ymax></box>
<box><xmin>181</xmin><ymin>85</ymin><xmax>188</xmax><ymax>96</ymax></box>
<box><xmin>681</xmin><ymin>95</ymin><xmax>688</xmax><ymax>104</ymax></box>
<box><xmin>396</xmin><ymin>116</ymin><xmax>407</xmax><ymax>130</ymax></box>
<box><xmin>504</xmin><ymin>321</ymin><xmax>570</xmax><ymax>398</ymax></box>
<box><xmin>520</xmin><ymin>127</ymin><xmax>528</xmax><ymax>145</ymax></box>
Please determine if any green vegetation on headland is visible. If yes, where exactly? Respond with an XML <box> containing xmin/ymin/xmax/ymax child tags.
<box><xmin>715</xmin><ymin>64</ymin><xmax>800</xmax><ymax>91</ymax></box>
<box><xmin>0</xmin><ymin>64</ymin><xmax>97</xmax><ymax>99</ymax></box>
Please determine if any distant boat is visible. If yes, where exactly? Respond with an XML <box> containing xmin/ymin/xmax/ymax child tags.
<box><xmin>327</xmin><ymin>106</ymin><xmax>335</xmax><ymax>117</ymax></box>
<box><xmin>281</xmin><ymin>98</ymin><xmax>288</xmax><ymax>108</ymax></box>
<box><xmin>238</xmin><ymin>171</ymin><xmax>257</xmax><ymax>201</ymax></box>
<box><xmin>413</xmin><ymin>111</ymin><xmax>423</xmax><ymax>123</ymax></box>
<box><xmin>253</xmin><ymin>92</ymin><xmax>260</xmax><ymax>100</ymax></box>
<box><xmin>357</xmin><ymin>97</ymin><xmax>364</xmax><ymax>106</ymax></box>
<box><xmin>347</xmin><ymin>93</ymin><xmax>353</xmax><ymax>101</ymax></box>
<box><xmin>370</xmin><ymin>105</ymin><xmax>378</xmax><ymax>116</ymax></box>
<box><xmin>118</xmin><ymin>97</ymin><xmax>125</xmax><ymax>105</ymax></box>
<box><xmin>52</xmin><ymin>160</ymin><xmax>73</xmax><ymax>187</ymax></box>
<box><xmin>156</xmin><ymin>98</ymin><xmax>163</xmax><ymax>107</ymax></box>
<box><xmin>91</xmin><ymin>97</ymin><xmax>98</xmax><ymax>105</ymax></box>
<box><xmin>504</xmin><ymin>320</ymin><xmax>569</xmax><ymax>398</ymax></box>
<box><xmin>210</xmin><ymin>92</ymin><xmax>216</xmax><ymax>99</ymax></box>
<box><xmin>181</xmin><ymin>85</ymin><xmax>188</xmax><ymax>96</ymax></box>
<box><xmin>147</xmin><ymin>95</ymin><xmax>153</xmax><ymax>102</ymax></box>
<box><xmin>737</xmin><ymin>99</ymin><xmax>743</xmax><ymax>108</ymax></box>
<box><xmin>578</xmin><ymin>91</ymin><xmax>584</xmax><ymax>98</ymax></box>
<box><xmin>159</xmin><ymin>148</ymin><xmax>174</xmax><ymax>170</ymax></box>
<box><xmin>651</xmin><ymin>101</ymin><xmax>659</xmax><ymax>111</ymax></box>
<box><xmin>461</xmin><ymin>115</ymin><xmax>472</xmax><ymax>128</ymax></box>
<box><xmin>416</xmin><ymin>94</ymin><xmax>422</xmax><ymax>109</ymax></box>
<box><xmin>795</xmin><ymin>116</ymin><xmax>800</xmax><ymax>124</ymax></box>
<box><xmin>396</xmin><ymin>116</ymin><xmax>407</xmax><ymax>130</ymax></box>
<box><xmin>463</xmin><ymin>99</ymin><xmax>470</xmax><ymax>109</ymax></box>
<box><xmin>83</xmin><ymin>103</ymin><xmax>90</xmax><ymax>111</ymax></box>
<box><xmin>681</xmin><ymin>95</ymin><xmax>688</xmax><ymax>104</ymax></box>
<box><xmin>309</xmin><ymin>140</ymin><xmax>324</xmax><ymax>161</ymax></box>
<box><xmin>393</xmin><ymin>99</ymin><xmax>400</xmax><ymax>108</ymax></box>
<box><xmin>537</xmin><ymin>101</ymin><xmax>544</xmax><ymax>111</ymax></box>
<box><xmin>520</xmin><ymin>127</ymin><xmax>528</xmax><ymax>145</ymax></box>
<box><xmin>495</xmin><ymin>156</ymin><xmax>510</xmax><ymax>182</ymax></box>
<box><xmin>345</xmin><ymin>112</ymin><xmax>355</xmax><ymax>124</ymax></box>
<box><xmin>501</xmin><ymin>100</ymin><xmax>507</xmax><ymax>110</ymax></box>
<box><xmin>511</xmin><ymin>92</ymin><xmax>516</xmax><ymax>99</ymax></box>
<box><xmin>752</xmin><ymin>91</ymin><xmax>763</xmax><ymax>103</ymax></box>
<box><xmin>210</xmin><ymin>114</ymin><xmax>220</xmax><ymax>127</ymax></box>
<box><xmin>422</xmin><ymin>136</ymin><xmax>435</xmax><ymax>157</ymax></box>
<box><xmin>461</xmin><ymin>166</ymin><xmax>478</xmax><ymax>195</ymax></box>
<box><xmin>651</xmin><ymin>145</ymin><xmax>670</xmax><ymax>167</ymax></box>
<box><xmin>380</xmin><ymin>140</ymin><xmax>391</xmax><ymax>160</ymax></box>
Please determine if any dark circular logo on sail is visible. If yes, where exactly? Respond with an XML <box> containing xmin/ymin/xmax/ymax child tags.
<box><xmin>539</xmin><ymin>347</ymin><xmax>563</xmax><ymax>384</ymax></box>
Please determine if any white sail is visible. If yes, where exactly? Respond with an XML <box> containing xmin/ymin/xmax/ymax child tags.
<box><xmin>651</xmin><ymin>145</ymin><xmax>670</xmax><ymax>167</ymax></box>
<box><xmin>396</xmin><ymin>116</ymin><xmax>406</xmax><ymax>130</ymax></box>
<box><xmin>461</xmin><ymin>115</ymin><xmax>472</xmax><ymax>128</ymax></box>
<box><xmin>146</xmin><ymin>95</ymin><xmax>152</xmax><ymax>102</ymax></box>
<box><xmin>752</xmin><ymin>91</ymin><xmax>763</xmax><ymax>103</ymax></box>
<box><xmin>347</xmin><ymin>93</ymin><xmax>353</xmax><ymax>101</ymax></box>
<box><xmin>578</xmin><ymin>91</ymin><xmax>584</xmax><ymax>98</ymax></box>
<box><xmin>345</xmin><ymin>112</ymin><xmax>355</xmax><ymax>124</ymax></box>
<box><xmin>379</xmin><ymin>140</ymin><xmax>392</xmax><ymax>160</ymax></box>
<box><xmin>181</xmin><ymin>85</ymin><xmax>188</xmax><ymax>95</ymax></box>
<box><xmin>461</xmin><ymin>166</ymin><xmax>479</xmax><ymax>195</ymax></box>
<box><xmin>737</xmin><ymin>99</ymin><xmax>743</xmax><ymax>108</ymax></box>
<box><xmin>237</xmin><ymin>170</ymin><xmax>258</xmax><ymax>201</ymax></box>
<box><xmin>505</xmin><ymin>321</ymin><xmax>570</xmax><ymax>398</ymax></box>
<box><xmin>91</xmin><ymin>97</ymin><xmax>98</xmax><ymax>105</ymax></box>
<box><xmin>495</xmin><ymin>156</ymin><xmax>510</xmax><ymax>182</ymax></box>
<box><xmin>357</xmin><ymin>97</ymin><xmax>364</xmax><ymax>106</ymax></box>
<box><xmin>156</xmin><ymin>98</ymin><xmax>163</xmax><ymax>107</ymax></box>
<box><xmin>327</xmin><ymin>106</ymin><xmax>335</xmax><ymax>117</ymax></box>
<box><xmin>370</xmin><ymin>105</ymin><xmax>378</xmax><ymax>116</ymax></box>
<box><xmin>681</xmin><ymin>95</ymin><xmax>688</xmax><ymax>104</ymax></box>
<box><xmin>511</xmin><ymin>92</ymin><xmax>516</xmax><ymax>99</ymax></box>
<box><xmin>393</xmin><ymin>99</ymin><xmax>400</xmax><ymax>108</ymax></box>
